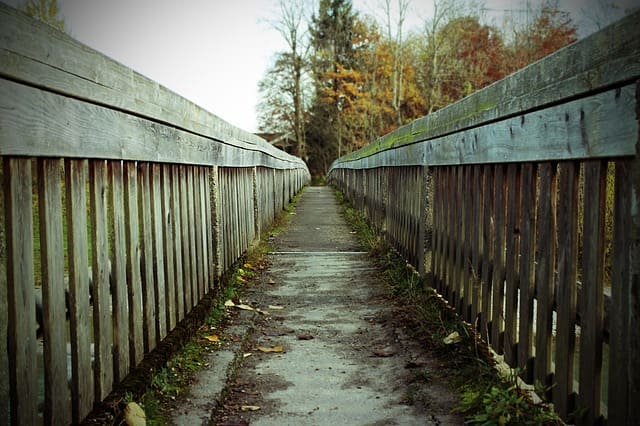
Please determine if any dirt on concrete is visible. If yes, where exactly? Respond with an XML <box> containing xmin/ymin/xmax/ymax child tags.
<box><xmin>205</xmin><ymin>187</ymin><xmax>464</xmax><ymax>426</ymax></box>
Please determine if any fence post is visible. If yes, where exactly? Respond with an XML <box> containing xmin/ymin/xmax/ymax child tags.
<box><xmin>418</xmin><ymin>166</ymin><xmax>432</xmax><ymax>275</ymax></box>
<box><xmin>210</xmin><ymin>166</ymin><xmax>221</xmax><ymax>280</ymax></box>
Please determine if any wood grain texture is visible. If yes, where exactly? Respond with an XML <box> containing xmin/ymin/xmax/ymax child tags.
<box><xmin>331</xmin><ymin>85</ymin><xmax>637</xmax><ymax>170</ymax></box>
<box><xmin>65</xmin><ymin>159</ymin><xmax>94</xmax><ymax>423</ymax></box>
<box><xmin>89</xmin><ymin>160</ymin><xmax>113</xmax><ymax>401</ymax></box>
<box><xmin>491</xmin><ymin>165</ymin><xmax>506</xmax><ymax>352</ymax></box>
<box><xmin>110</xmin><ymin>161</ymin><xmax>129</xmax><ymax>382</ymax></box>
<box><xmin>518</xmin><ymin>164</ymin><xmax>537</xmax><ymax>382</ymax></box>
<box><xmin>138</xmin><ymin>163</ymin><xmax>156</xmax><ymax>352</ymax></box>
<box><xmin>171</xmin><ymin>165</ymin><xmax>185</xmax><ymax>320</ymax></box>
<box><xmin>124</xmin><ymin>162</ymin><xmax>144</xmax><ymax>365</ymax></box>
<box><xmin>151</xmin><ymin>164</ymin><xmax>167</xmax><ymax>340</ymax></box>
<box><xmin>534</xmin><ymin>163</ymin><xmax>557</xmax><ymax>391</ymax></box>
<box><xmin>554</xmin><ymin>162</ymin><xmax>579</xmax><ymax>418</ymax></box>
<box><xmin>38</xmin><ymin>158</ymin><xmax>71</xmax><ymax>424</ymax></box>
<box><xmin>161</xmin><ymin>165</ymin><xmax>176</xmax><ymax>330</ymax></box>
<box><xmin>5</xmin><ymin>158</ymin><xmax>37</xmax><ymax>424</ymax></box>
<box><xmin>577</xmin><ymin>160</ymin><xmax>606</xmax><ymax>424</ymax></box>
<box><xmin>504</xmin><ymin>164</ymin><xmax>521</xmax><ymax>366</ymax></box>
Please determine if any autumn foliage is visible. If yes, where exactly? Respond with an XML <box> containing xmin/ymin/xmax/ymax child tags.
<box><xmin>258</xmin><ymin>0</ymin><xmax>578</xmax><ymax>177</ymax></box>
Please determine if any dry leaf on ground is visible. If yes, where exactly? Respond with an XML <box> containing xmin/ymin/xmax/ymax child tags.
<box><xmin>241</xmin><ymin>405</ymin><xmax>261</xmax><ymax>411</ymax></box>
<box><xmin>257</xmin><ymin>345</ymin><xmax>284</xmax><ymax>353</ymax></box>
<box><xmin>124</xmin><ymin>402</ymin><xmax>146</xmax><ymax>425</ymax></box>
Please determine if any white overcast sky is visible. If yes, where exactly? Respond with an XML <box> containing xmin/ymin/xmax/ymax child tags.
<box><xmin>3</xmin><ymin>0</ymin><xmax>638</xmax><ymax>132</ymax></box>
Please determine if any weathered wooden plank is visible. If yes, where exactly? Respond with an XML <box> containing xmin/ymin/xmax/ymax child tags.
<box><xmin>200</xmin><ymin>168</ymin><xmax>211</xmax><ymax>292</ymax></box>
<box><xmin>462</xmin><ymin>166</ymin><xmax>473</xmax><ymax>321</ymax></box>
<box><xmin>480</xmin><ymin>165</ymin><xmax>494</xmax><ymax>341</ymax></box>
<box><xmin>124</xmin><ymin>162</ymin><xmax>144</xmax><ymax>365</ymax></box>
<box><xmin>4</xmin><ymin>158</ymin><xmax>37</xmax><ymax>424</ymax></box>
<box><xmin>332</xmin><ymin>86</ymin><xmax>638</xmax><ymax>169</ymax></box>
<box><xmin>534</xmin><ymin>163</ymin><xmax>558</xmax><ymax>392</ymax></box>
<box><xmin>504</xmin><ymin>164</ymin><xmax>521</xmax><ymax>366</ymax></box>
<box><xmin>491</xmin><ymin>164</ymin><xmax>506</xmax><ymax>352</ymax></box>
<box><xmin>454</xmin><ymin>166</ymin><xmax>464</xmax><ymax>313</ymax></box>
<box><xmin>518</xmin><ymin>163</ymin><xmax>537</xmax><ymax>382</ymax></box>
<box><xmin>187</xmin><ymin>166</ymin><xmax>199</xmax><ymax>303</ymax></box>
<box><xmin>161</xmin><ymin>165</ymin><xmax>176</xmax><ymax>330</ymax></box>
<box><xmin>179</xmin><ymin>165</ymin><xmax>192</xmax><ymax>313</ymax></box>
<box><xmin>151</xmin><ymin>164</ymin><xmax>167</xmax><ymax>340</ymax></box>
<box><xmin>471</xmin><ymin>165</ymin><xmax>482</xmax><ymax>326</ymax></box>
<box><xmin>554</xmin><ymin>162</ymin><xmax>580</xmax><ymax>418</ymax></box>
<box><xmin>138</xmin><ymin>163</ymin><xmax>156</xmax><ymax>351</ymax></box>
<box><xmin>193</xmin><ymin>167</ymin><xmax>205</xmax><ymax>299</ymax></box>
<box><xmin>37</xmin><ymin>158</ymin><xmax>71</xmax><ymax>424</ymax></box>
<box><xmin>0</xmin><ymin>78</ymin><xmax>306</xmax><ymax>171</ymax></box>
<box><xmin>89</xmin><ymin>160</ymin><xmax>113</xmax><ymax>401</ymax></box>
<box><xmin>109</xmin><ymin>161</ymin><xmax>129</xmax><ymax>382</ymax></box>
<box><xmin>431</xmin><ymin>168</ymin><xmax>441</xmax><ymax>290</ymax></box>
<box><xmin>608</xmin><ymin>158</ymin><xmax>640</xmax><ymax>424</ymax></box>
<box><xmin>170</xmin><ymin>165</ymin><xmax>184</xmax><ymax>320</ymax></box>
<box><xmin>577</xmin><ymin>160</ymin><xmax>606</xmax><ymax>425</ymax></box>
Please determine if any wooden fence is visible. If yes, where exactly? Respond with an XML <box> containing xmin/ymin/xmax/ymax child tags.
<box><xmin>328</xmin><ymin>11</ymin><xmax>639</xmax><ymax>425</ymax></box>
<box><xmin>0</xmin><ymin>4</ymin><xmax>309</xmax><ymax>424</ymax></box>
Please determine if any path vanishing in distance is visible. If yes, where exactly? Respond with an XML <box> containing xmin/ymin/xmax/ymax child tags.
<box><xmin>173</xmin><ymin>186</ymin><xmax>463</xmax><ymax>425</ymax></box>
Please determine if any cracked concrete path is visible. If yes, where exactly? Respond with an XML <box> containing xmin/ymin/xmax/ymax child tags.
<box><xmin>209</xmin><ymin>186</ymin><xmax>462</xmax><ymax>425</ymax></box>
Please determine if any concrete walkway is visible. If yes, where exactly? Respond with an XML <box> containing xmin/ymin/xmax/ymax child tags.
<box><xmin>172</xmin><ymin>186</ymin><xmax>462</xmax><ymax>425</ymax></box>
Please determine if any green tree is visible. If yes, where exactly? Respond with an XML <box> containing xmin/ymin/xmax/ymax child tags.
<box><xmin>22</xmin><ymin>0</ymin><xmax>65</xmax><ymax>32</ymax></box>
<box><xmin>306</xmin><ymin>0</ymin><xmax>359</xmax><ymax>176</ymax></box>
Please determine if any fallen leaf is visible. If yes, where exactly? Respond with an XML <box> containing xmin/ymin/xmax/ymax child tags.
<box><xmin>236</xmin><ymin>304</ymin><xmax>255</xmax><ymax>311</ymax></box>
<box><xmin>243</xmin><ymin>263</ymin><xmax>254</xmax><ymax>270</ymax></box>
<box><xmin>257</xmin><ymin>345</ymin><xmax>284</xmax><ymax>353</ymax></box>
<box><xmin>230</xmin><ymin>335</ymin><xmax>241</xmax><ymax>342</ymax></box>
<box><xmin>124</xmin><ymin>402</ymin><xmax>146</xmax><ymax>426</ymax></box>
<box><xmin>224</xmin><ymin>300</ymin><xmax>235</xmax><ymax>307</ymax></box>
<box><xmin>204</xmin><ymin>334</ymin><xmax>219</xmax><ymax>342</ymax></box>
<box><xmin>267</xmin><ymin>279</ymin><xmax>276</xmax><ymax>285</ymax></box>
<box><xmin>372</xmin><ymin>348</ymin><xmax>395</xmax><ymax>357</ymax></box>
<box><xmin>297</xmin><ymin>334</ymin><xmax>314</xmax><ymax>340</ymax></box>
<box><xmin>443</xmin><ymin>331</ymin><xmax>462</xmax><ymax>345</ymax></box>
<box><xmin>243</xmin><ymin>353</ymin><xmax>253</xmax><ymax>358</ymax></box>
<box><xmin>241</xmin><ymin>405</ymin><xmax>261</xmax><ymax>411</ymax></box>
<box><xmin>268</xmin><ymin>305</ymin><xmax>284</xmax><ymax>310</ymax></box>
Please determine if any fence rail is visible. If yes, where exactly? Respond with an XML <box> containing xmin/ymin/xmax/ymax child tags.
<box><xmin>0</xmin><ymin>4</ymin><xmax>309</xmax><ymax>424</ymax></box>
<box><xmin>329</xmin><ymin>10</ymin><xmax>639</xmax><ymax>425</ymax></box>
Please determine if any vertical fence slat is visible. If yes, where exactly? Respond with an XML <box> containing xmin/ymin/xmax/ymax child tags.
<box><xmin>187</xmin><ymin>166</ymin><xmax>199</xmax><ymax>303</ymax></box>
<box><xmin>110</xmin><ymin>161</ymin><xmax>129</xmax><ymax>382</ymax></box>
<box><xmin>471</xmin><ymin>165</ymin><xmax>482</xmax><ymax>325</ymax></box>
<box><xmin>504</xmin><ymin>164</ymin><xmax>521</xmax><ymax>365</ymax></box>
<box><xmin>194</xmin><ymin>167</ymin><xmax>205</xmax><ymax>298</ymax></box>
<box><xmin>90</xmin><ymin>160</ymin><xmax>113</xmax><ymax>401</ymax></box>
<box><xmin>578</xmin><ymin>160</ymin><xmax>606</xmax><ymax>425</ymax></box>
<box><xmin>124</xmin><ymin>162</ymin><xmax>144</xmax><ymax>365</ymax></box>
<box><xmin>38</xmin><ymin>158</ymin><xmax>70</xmax><ymax>424</ymax></box>
<box><xmin>171</xmin><ymin>165</ymin><xmax>185</xmax><ymax>321</ymax></box>
<box><xmin>518</xmin><ymin>163</ymin><xmax>537</xmax><ymax>382</ymax></box>
<box><xmin>180</xmin><ymin>165</ymin><xmax>192</xmax><ymax>313</ymax></box>
<box><xmin>139</xmin><ymin>163</ymin><xmax>156</xmax><ymax>351</ymax></box>
<box><xmin>454</xmin><ymin>166</ymin><xmax>464</xmax><ymax>313</ymax></box>
<box><xmin>462</xmin><ymin>166</ymin><xmax>473</xmax><ymax>320</ymax></box>
<box><xmin>151</xmin><ymin>164</ymin><xmax>167</xmax><ymax>340</ymax></box>
<box><xmin>206</xmin><ymin>167</ymin><xmax>215</xmax><ymax>290</ymax></box>
<box><xmin>5</xmin><ymin>158</ymin><xmax>37</xmax><ymax>424</ymax></box>
<box><xmin>480</xmin><ymin>165</ymin><xmax>494</xmax><ymax>341</ymax></box>
<box><xmin>65</xmin><ymin>160</ymin><xmax>93</xmax><ymax>423</ymax></box>
<box><xmin>534</xmin><ymin>162</ymin><xmax>558</xmax><ymax>391</ymax></box>
<box><xmin>491</xmin><ymin>164</ymin><xmax>506</xmax><ymax>352</ymax></box>
<box><xmin>555</xmin><ymin>161</ymin><xmax>580</xmax><ymax>418</ymax></box>
<box><xmin>162</xmin><ymin>165</ymin><xmax>176</xmax><ymax>330</ymax></box>
<box><xmin>210</xmin><ymin>166</ymin><xmax>221</xmax><ymax>280</ymax></box>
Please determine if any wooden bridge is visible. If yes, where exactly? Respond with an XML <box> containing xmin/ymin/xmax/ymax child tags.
<box><xmin>1</xmin><ymin>2</ymin><xmax>639</xmax><ymax>424</ymax></box>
